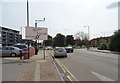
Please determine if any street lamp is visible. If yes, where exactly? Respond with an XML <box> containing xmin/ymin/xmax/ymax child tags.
<box><xmin>35</xmin><ymin>18</ymin><xmax>45</xmax><ymax>27</ymax></box>
<box><xmin>34</xmin><ymin>18</ymin><xmax>45</xmax><ymax>55</ymax></box>
<box><xmin>84</xmin><ymin>26</ymin><xmax>90</xmax><ymax>50</ymax></box>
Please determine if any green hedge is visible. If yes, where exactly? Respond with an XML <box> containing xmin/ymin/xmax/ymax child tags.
<box><xmin>99</xmin><ymin>43</ymin><xmax>108</xmax><ymax>50</ymax></box>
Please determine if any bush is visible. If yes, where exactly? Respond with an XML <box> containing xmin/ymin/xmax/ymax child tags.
<box><xmin>39</xmin><ymin>46</ymin><xmax>44</xmax><ymax>50</ymax></box>
<box><xmin>99</xmin><ymin>43</ymin><xmax>108</xmax><ymax>50</ymax></box>
<box><xmin>109</xmin><ymin>30</ymin><xmax>120</xmax><ymax>52</ymax></box>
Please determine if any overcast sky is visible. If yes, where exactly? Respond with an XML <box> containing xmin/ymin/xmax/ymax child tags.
<box><xmin>0</xmin><ymin>0</ymin><xmax>119</xmax><ymax>39</ymax></box>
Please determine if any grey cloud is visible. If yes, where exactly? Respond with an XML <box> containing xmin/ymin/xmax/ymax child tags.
<box><xmin>106</xmin><ymin>2</ymin><xmax>118</xmax><ymax>9</ymax></box>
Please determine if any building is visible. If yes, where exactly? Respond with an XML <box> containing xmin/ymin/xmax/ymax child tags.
<box><xmin>0</xmin><ymin>26</ymin><xmax>22</xmax><ymax>46</ymax></box>
<box><xmin>90</xmin><ymin>36</ymin><xmax>110</xmax><ymax>47</ymax></box>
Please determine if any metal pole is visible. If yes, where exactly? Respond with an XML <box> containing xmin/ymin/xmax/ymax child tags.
<box><xmin>35</xmin><ymin>40</ymin><xmax>38</xmax><ymax>55</ymax></box>
<box><xmin>88</xmin><ymin>26</ymin><xmax>90</xmax><ymax>41</ymax></box>
<box><xmin>88</xmin><ymin>26</ymin><xmax>90</xmax><ymax>50</ymax></box>
<box><xmin>35</xmin><ymin>22</ymin><xmax>37</xmax><ymax>27</ymax></box>
<box><xmin>28</xmin><ymin>42</ymin><xmax>30</xmax><ymax>59</ymax></box>
<box><xmin>35</xmin><ymin>21</ymin><xmax>37</xmax><ymax>55</ymax></box>
<box><xmin>27</xmin><ymin>0</ymin><xmax>29</xmax><ymax>27</ymax></box>
<box><xmin>84</xmin><ymin>26</ymin><xmax>90</xmax><ymax>50</ymax></box>
<box><xmin>43</xmin><ymin>41</ymin><xmax>45</xmax><ymax>59</ymax></box>
<box><xmin>34</xmin><ymin>18</ymin><xmax>46</xmax><ymax>56</ymax></box>
<box><xmin>27</xmin><ymin>0</ymin><xmax>30</xmax><ymax>59</ymax></box>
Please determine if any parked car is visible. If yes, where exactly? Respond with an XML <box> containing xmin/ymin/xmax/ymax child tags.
<box><xmin>13</xmin><ymin>44</ymin><xmax>28</xmax><ymax>49</ymax></box>
<box><xmin>65</xmin><ymin>46</ymin><xmax>74</xmax><ymax>53</ymax></box>
<box><xmin>54</xmin><ymin>47</ymin><xmax>67</xmax><ymax>58</ymax></box>
<box><xmin>0</xmin><ymin>46</ymin><xmax>22</xmax><ymax>57</ymax></box>
<box><xmin>45</xmin><ymin>46</ymin><xmax>52</xmax><ymax>50</ymax></box>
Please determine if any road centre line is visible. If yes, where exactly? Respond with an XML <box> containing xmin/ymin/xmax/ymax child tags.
<box><xmin>91</xmin><ymin>71</ymin><xmax>115</xmax><ymax>81</ymax></box>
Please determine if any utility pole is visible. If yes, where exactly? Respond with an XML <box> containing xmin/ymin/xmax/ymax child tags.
<box><xmin>34</xmin><ymin>18</ymin><xmax>45</xmax><ymax>58</ymax></box>
<box><xmin>84</xmin><ymin>26</ymin><xmax>90</xmax><ymax>50</ymax></box>
<box><xmin>27</xmin><ymin>0</ymin><xmax>29</xmax><ymax>27</ymax></box>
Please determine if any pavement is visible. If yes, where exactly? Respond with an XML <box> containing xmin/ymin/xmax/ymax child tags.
<box><xmin>89</xmin><ymin>47</ymin><xmax>120</xmax><ymax>55</ymax></box>
<box><xmin>3</xmin><ymin>50</ymin><xmax>62</xmax><ymax>81</ymax></box>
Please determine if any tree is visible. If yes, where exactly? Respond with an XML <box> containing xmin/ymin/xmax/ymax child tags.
<box><xmin>74</xmin><ymin>39</ymin><xmax>82</xmax><ymax>46</ymax></box>
<box><xmin>109</xmin><ymin>30</ymin><xmax>120</xmax><ymax>52</ymax></box>
<box><xmin>66</xmin><ymin>35</ymin><xmax>74</xmax><ymax>46</ymax></box>
<box><xmin>74</xmin><ymin>31</ymin><xmax>89</xmax><ymax>46</ymax></box>
<box><xmin>74</xmin><ymin>31</ymin><xmax>88</xmax><ymax>40</ymax></box>
<box><xmin>53</xmin><ymin>33</ymin><xmax>66</xmax><ymax>47</ymax></box>
<box><xmin>44</xmin><ymin>35</ymin><xmax>53</xmax><ymax>46</ymax></box>
<box><xmin>81</xmin><ymin>37</ymin><xmax>89</xmax><ymax>46</ymax></box>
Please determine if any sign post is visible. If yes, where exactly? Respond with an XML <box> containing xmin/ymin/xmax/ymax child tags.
<box><xmin>43</xmin><ymin>41</ymin><xmax>45</xmax><ymax>59</ymax></box>
<box><xmin>25</xmin><ymin>27</ymin><xmax>48</xmax><ymax>59</ymax></box>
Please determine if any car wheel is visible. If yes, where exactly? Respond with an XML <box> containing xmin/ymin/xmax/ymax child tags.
<box><xmin>11</xmin><ymin>53</ymin><xmax>16</xmax><ymax>57</ymax></box>
<box><xmin>64</xmin><ymin>55</ymin><xmax>67</xmax><ymax>58</ymax></box>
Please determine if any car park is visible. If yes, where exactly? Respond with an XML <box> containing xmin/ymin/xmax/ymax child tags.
<box><xmin>0</xmin><ymin>46</ymin><xmax>22</xmax><ymax>57</ymax></box>
<box><xmin>54</xmin><ymin>47</ymin><xmax>67</xmax><ymax>58</ymax></box>
<box><xmin>65</xmin><ymin>46</ymin><xmax>74</xmax><ymax>53</ymax></box>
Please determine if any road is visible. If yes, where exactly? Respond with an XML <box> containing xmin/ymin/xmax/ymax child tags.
<box><xmin>2</xmin><ymin>57</ymin><xmax>29</xmax><ymax>81</ymax></box>
<box><xmin>50</xmin><ymin>49</ymin><xmax>118</xmax><ymax>81</ymax></box>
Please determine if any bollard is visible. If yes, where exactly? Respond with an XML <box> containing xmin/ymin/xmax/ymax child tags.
<box><xmin>23</xmin><ymin>48</ymin><xmax>29</xmax><ymax>59</ymax></box>
<box><xmin>19</xmin><ymin>50</ymin><xmax>23</xmax><ymax>60</ymax></box>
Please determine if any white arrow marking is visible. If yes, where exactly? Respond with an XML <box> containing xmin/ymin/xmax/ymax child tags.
<box><xmin>91</xmin><ymin>71</ymin><xmax>115</xmax><ymax>81</ymax></box>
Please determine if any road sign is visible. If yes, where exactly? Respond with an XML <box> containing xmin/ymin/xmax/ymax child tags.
<box><xmin>25</xmin><ymin>27</ymin><xmax>48</xmax><ymax>40</ymax></box>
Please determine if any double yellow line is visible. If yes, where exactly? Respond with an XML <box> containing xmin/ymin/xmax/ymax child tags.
<box><xmin>49</xmin><ymin>51</ymin><xmax>78</xmax><ymax>82</ymax></box>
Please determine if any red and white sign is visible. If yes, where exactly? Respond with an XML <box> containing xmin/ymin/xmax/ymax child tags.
<box><xmin>25</xmin><ymin>27</ymin><xmax>48</xmax><ymax>40</ymax></box>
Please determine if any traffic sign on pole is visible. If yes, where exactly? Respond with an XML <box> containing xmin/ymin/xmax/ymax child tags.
<box><xmin>25</xmin><ymin>26</ymin><xmax>48</xmax><ymax>40</ymax></box>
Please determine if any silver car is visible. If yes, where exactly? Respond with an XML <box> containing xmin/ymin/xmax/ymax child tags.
<box><xmin>54</xmin><ymin>47</ymin><xmax>67</xmax><ymax>58</ymax></box>
<box><xmin>0</xmin><ymin>46</ymin><xmax>22</xmax><ymax>57</ymax></box>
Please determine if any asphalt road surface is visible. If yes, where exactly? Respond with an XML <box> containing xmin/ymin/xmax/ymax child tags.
<box><xmin>51</xmin><ymin>49</ymin><xmax>118</xmax><ymax>81</ymax></box>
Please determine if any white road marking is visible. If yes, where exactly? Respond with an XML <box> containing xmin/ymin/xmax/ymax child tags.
<box><xmin>34</xmin><ymin>63</ymin><xmax>40</xmax><ymax>81</ymax></box>
<box><xmin>91</xmin><ymin>71</ymin><xmax>115</xmax><ymax>81</ymax></box>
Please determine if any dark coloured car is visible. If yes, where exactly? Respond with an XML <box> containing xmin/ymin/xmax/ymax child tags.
<box><xmin>65</xmin><ymin>46</ymin><xmax>73</xmax><ymax>53</ymax></box>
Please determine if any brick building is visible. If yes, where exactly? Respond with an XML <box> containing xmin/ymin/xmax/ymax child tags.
<box><xmin>90</xmin><ymin>37</ymin><xmax>110</xmax><ymax>47</ymax></box>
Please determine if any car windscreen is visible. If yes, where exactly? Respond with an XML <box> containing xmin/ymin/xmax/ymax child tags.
<box><xmin>56</xmin><ymin>48</ymin><xmax>65</xmax><ymax>51</ymax></box>
<box><xmin>66</xmin><ymin>47</ymin><xmax>72</xmax><ymax>48</ymax></box>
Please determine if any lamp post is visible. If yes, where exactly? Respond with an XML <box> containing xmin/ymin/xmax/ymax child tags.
<box><xmin>34</xmin><ymin>18</ymin><xmax>45</xmax><ymax>55</ymax></box>
<box><xmin>35</xmin><ymin>18</ymin><xmax>45</xmax><ymax>27</ymax></box>
<box><xmin>26</xmin><ymin>0</ymin><xmax>30</xmax><ymax>59</ymax></box>
<box><xmin>84</xmin><ymin>26</ymin><xmax>90</xmax><ymax>50</ymax></box>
